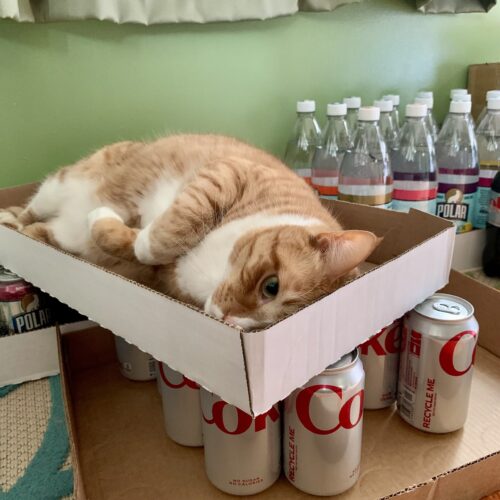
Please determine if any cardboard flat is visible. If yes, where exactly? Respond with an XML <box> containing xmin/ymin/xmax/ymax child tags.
<box><xmin>0</xmin><ymin>184</ymin><xmax>455</xmax><ymax>415</ymax></box>
<box><xmin>452</xmin><ymin>230</ymin><xmax>486</xmax><ymax>272</ymax></box>
<box><xmin>0</xmin><ymin>320</ymin><xmax>95</xmax><ymax>386</ymax></box>
<box><xmin>61</xmin><ymin>268</ymin><xmax>500</xmax><ymax>499</ymax></box>
<box><xmin>468</xmin><ymin>63</ymin><xmax>500</xmax><ymax>121</ymax></box>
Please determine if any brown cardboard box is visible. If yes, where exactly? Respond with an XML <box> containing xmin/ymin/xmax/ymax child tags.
<box><xmin>468</xmin><ymin>63</ymin><xmax>500</xmax><ymax>120</ymax></box>
<box><xmin>0</xmin><ymin>184</ymin><xmax>455</xmax><ymax>416</ymax></box>
<box><xmin>60</xmin><ymin>270</ymin><xmax>500</xmax><ymax>499</ymax></box>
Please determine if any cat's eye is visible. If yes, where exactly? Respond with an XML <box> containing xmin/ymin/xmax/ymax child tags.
<box><xmin>261</xmin><ymin>276</ymin><xmax>279</xmax><ymax>299</ymax></box>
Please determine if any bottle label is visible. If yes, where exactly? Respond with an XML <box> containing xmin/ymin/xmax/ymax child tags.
<box><xmin>338</xmin><ymin>184</ymin><xmax>393</xmax><ymax>208</ymax></box>
<box><xmin>312</xmin><ymin>175</ymin><xmax>338</xmax><ymax>197</ymax></box>
<box><xmin>293</xmin><ymin>168</ymin><xmax>312</xmax><ymax>185</ymax></box>
<box><xmin>392</xmin><ymin>199</ymin><xmax>437</xmax><ymax>214</ymax></box>
<box><xmin>436</xmin><ymin>168</ymin><xmax>478</xmax><ymax>233</ymax></box>
<box><xmin>488</xmin><ymin>188</ymin><xmax>500</xmax><ymax>228</ymax></box>
<box><xmin>474</xmin><ymin>163</ymin><xmax>500</xmax><ymax>229</ymax></box>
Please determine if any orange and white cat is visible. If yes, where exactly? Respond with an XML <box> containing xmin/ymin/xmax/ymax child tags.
<box><xmin>0</xmin><ymin>134</ymin><xmax>380</xmax><ymax>329</ymax></box>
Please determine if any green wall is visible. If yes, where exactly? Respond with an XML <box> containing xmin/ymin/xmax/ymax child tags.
<box><xmin>1</xmin><ymin>0</ymin><xmax>500</xmax><ymax>187</ymax></box>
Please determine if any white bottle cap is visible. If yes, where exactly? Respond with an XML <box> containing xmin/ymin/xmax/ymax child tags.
<box><xmin>486</xmin><ymin>90</ymin><xmax>500</xmax><ymax>101</ymax></box>
<box><xmin>297</xmin><ymin>100</ymin><xmax>316</xmax><ymax>113</ymax></box>
<box><xmin>415</xmin><ymin>96</ymin><xmax>433</xmax><ymax>109</ymax></box>
<box><xmin>383</xmin><ymin>94</ymin><xmax>400</xmax><ymax>106</ymax></box>
<box><xmin>450</xmin><ymin>100</ymin><xmax>472</xmax><ymax>114</ymax></box>
<box><xmin>406</xmin><ymin>103</ymin><xmax>427</xmax><ymax>118</ymax></box>
<box><xmin>453</xmin><ymin>93</ymin><xmax>472</xmax><ymax>102</ymax></box>
<box><xmin>358</xmin><ymin>106</ymin><xmax>380</xmax><ymax>121</ymax></box>
<box><xmin>487</xmin><ymin>98</ymin><xmax>500</xmax><ymax>110</ymax></box>
<box><xmin>327</xmin><ymin>102</ymin><xmax>347</xmax><ymax>116</ymax></box>
<box><xmin>373</xmin><ymin>99</ymin><xmax>393</xmax><ymax>112</ymax></box>
<box><xmin>417</xmin><ymin>91</ymin><xmax>433</xmax><ymax>99</ymax></box>
<box><xmin>343</xmin><ymin>96</ymin><xmax>361</xmax><ymax>109</ymax></box>
<box><xmin>450</xmin><ymin>88</ymin><xmax>468</xmax><ymax>98</ymax></box>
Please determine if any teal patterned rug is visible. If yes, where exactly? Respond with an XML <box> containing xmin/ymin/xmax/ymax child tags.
<box><xmin>0</xmin><ymin>376</ymin><xmax>73</xmax><ymax>500</ymax></box>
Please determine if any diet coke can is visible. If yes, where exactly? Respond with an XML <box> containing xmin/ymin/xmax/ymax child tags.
<box><xmin>359</xmin><ymin>320</ymin><xmax>401</xmax><ymax>409</ymax></box>
<box><xmin>159</xmin><ymin>362</ymin><xmax>203</xmax><ymax>447</ymax></box>
<box><xmin>397</xmin><ymin>293</ymin><xmax>479</xmax><ymax>433</ymax></box>
<box><xmin>114</xmin><ymin>335</ymin><xmax>156</xmax><ymax>381</ymax></box>
<box><xmin>284</xmin><ymin>349</ymin><xmax>365</xmax><ymax>496</ymax></box>
<box><xmin>200</xmin><ymin>389</ymin><xmax>281</xmax><ymax>495</ymax></box>
<box><xmin>0</xmin><ymin>268</ymin><xmax>54</xmax><ymax>336</ymax></box>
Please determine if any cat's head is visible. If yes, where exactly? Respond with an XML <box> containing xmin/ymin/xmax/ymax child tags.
<box><xmin>205</xmin><ymin>226</ymin><xmax>381</xmax><ymax>330</ymax></box>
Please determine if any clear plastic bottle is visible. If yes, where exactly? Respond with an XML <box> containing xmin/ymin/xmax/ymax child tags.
<box><xmin>435</xmin><ymin>100</ymin><xmax>479</xmax><ymax>233</ymax></box>
<box><xmin>311</xmin><ymin>103</ymin><xmax>352</xmax><ymax>200</ymax></box>
<box><xmin>338</xmin><ymin>106</ymin><xmax>393</xmax><ymax>208</ymax></box>
<box><xmin>343</xmin><ymin>96</ymin><xmax>361</xmax><ymax>140</ymax></box>
<box><xmin>476</xmin><ymin>90</ymin><xmax>500</xmax><ymax>128</ymax></box>
<box><xmin>482</xmin><ymin>170</ymin><xmax>500</xmax><ymax>276</ymax></box>
<box><xmin>415</xmin><ymin>94</ymin><xmax>439</xmax><ymax>142</ymax></box>
<box><xmin>390</xmin><ymin>103</ymin><xmax>437</xmax><ymax>214</ymax></box>
<box><xmin>284</xmin><ymin>100</ymin><xmax>321</xmax><ymax>185</ymax></box>
<box><xmin>450</xmin><ymin>88</ymin><xmax>468</xmax><ymax>100</ymax></box>
<box><xmin>453</xmin><ymin>93</ymin><xmax>476</xmax><ymax>128</ymax></box>
<box><xmin>374</xmin><ymin>99</ymin><xmax>399</xmax><ymax>153</ymax></box>
<box><xmin>474</xmin><ymin>98</ymin><xmax>500</xmax><ymax>229</ymax></box>
<box><xmin>382</xmin><ymin>94</ymin><xmax>401</xmax><ymax>131</ymax></box>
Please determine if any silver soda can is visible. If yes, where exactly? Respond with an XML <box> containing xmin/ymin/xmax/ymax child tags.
<box><xmin>200</xmin><ymin>390</ymin><xmax>281</xmax><ymax>495</ymax></box>
<box><xmin>156</xmin><ymin>360</ymin><xmax>162</xmax><ymax>393</ymax></box>
<box><xmin>397</xmin><ymin>293</ymin><xmax>479</xmax><ymax>433</ymax></box>
<box><xmin>114</xmin><ymin>335</ymin><xmax>156</xmax><ymax>381</ymax></box>
<box><xmin>284</xmin><ymin>349</ymin><xmax>365</xmax><ymax>496</ymax></box>
<box><xmin>0</xmin><ymin>268</ymin><xmax>53</xmax><ymax>336</ymax></box>
<box><xmin>359</xmin><ymin>320</ymin><xmax>401</xmax><ymax>409</ymax></box>
<box><xmin>159</xmin><ymin>362</ymin><xmax>203</xmax><ymax>447</ymax></box>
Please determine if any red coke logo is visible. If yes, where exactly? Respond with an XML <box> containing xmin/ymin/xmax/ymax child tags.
<box><xmin>159</xmin><ymin>363</ymin><xmax>200</xmax><ymax>390</ymax></box>
<box><xmin>295</xmin><ymin>385</ymin><xmax>364</xmax><ymax>435</ymax></box>
<box><xmin>439</xmin><ymin>330</ymin><xmax>478</xmax><ymax>377</ymax></box>
<box><xmin>359</xmin><ymin>323</ymin><xmax>401</xmax><ymax>356</ymax></box>
<box><xmin>203</xmin><ymin>401</ymin><xmax>280</xmax><ymax>435</ymax></box>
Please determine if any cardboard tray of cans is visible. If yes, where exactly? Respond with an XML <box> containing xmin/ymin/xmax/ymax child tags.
<box><xmin>60</xmin><ymin>270</ymin><xmax>500</xmax><ymax>499</ymax></box>
<box><xmin>0</xmin><ymin>183</ymin><xmax>455</xmax><ymax>416</ymax></box>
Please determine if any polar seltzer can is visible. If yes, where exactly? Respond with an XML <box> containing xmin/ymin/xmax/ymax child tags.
<box><xmin>360</xmin><ymin>320</ymin><xmax>401</xmax><ymax>409</ymax></box>
<box><xmin>114</xmin><ymin>335</ymin><xmax>156</xmax><ymax>381</ymax></box>
<box><xmin>0</xmin><ymin>268</ymin><xmax>53</xmax><ymax>336</ymax></box>
<box><xmin>284</xmin><ymin>349</ymin><xmax>365</xmax><ymax>496</ymax></box>
<box><xmin>397</xmin><ymin>293</ymin><xmax>479</xmax><ymax>433</ymax></box>
<box><xmin>200</xmin><ymin>390</ymin><xmax>281</xmax><ymax>495</ymax></box>
<box><xmin>159</xmin><ymin>362</ymin><xmax>203</xmax><ymax>447</ymax></box>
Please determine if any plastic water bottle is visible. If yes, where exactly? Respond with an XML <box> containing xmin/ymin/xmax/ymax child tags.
<box><xmin>284</xmin><ymin>100</ymin><xmax>321</xmax><ymax>185</ymax></box>
<box><xmin>453</xmin><ymin>93</ymin><xmax>475</xmax><ymax>128</ymax></box>
<box><xmin>382</xmin><ymin>95</ymin><xmax>401</xmax><ymax>130</ymax></box>
<box><xmin>338</xmin><ymin>106</ymin><xmax>393</xmax><ymax>208</ymax></box>
<box><xmin>435</xmin><ymin>100</ymin><xmax>479</xmax><ymax>233</ymax></box>
<box><xmin>474</xmin><ymin>98</ymin><xmax>500</xmax><ymax>228</ymax></box>
<box><xmin>477</xmin><ymin>90</ymin><xmax>500</xmax><ymax>127</ymax></box>
<box><xmin>343</xmin><ymin>96</ymin><xmax>361</xmax><ymax>139</ymax></box>
<box><xmin>374</xmin><ymin>99</ymin><xmax>399</xmax><ymax>153</ymax></box>
<box><xmin>311</xmin><ymin>103</ymin><xmax>352</xmax><ymax>200</ymax></box>
<box><xmin>450</xmin><ymin>88</ymin><xmax>468</xmax><ymax>100</ymax></box>
<box><xmin>482</xmin><ymin>170</ymin><xmax>500</xmax><ymax>276</ymax></box>
<box><xmin>415</xmin><ymin>93</ymin><xmax>439</xmax><ymax>141</ymax></box>
<box><xmin>390</xmin><ymin>103</ymin><xmax>437</xmax><ymax>214</ymax></box>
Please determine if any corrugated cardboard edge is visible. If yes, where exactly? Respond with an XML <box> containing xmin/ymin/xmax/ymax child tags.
<box><xmin>384</xmin><ymin>451</ymin><xmax>500</xmax><ymax>499</ymax></box>
<box><xmin>57</xmin><ymin>325</ymin><xmax>87</xmax><ymax>500</ymax></box>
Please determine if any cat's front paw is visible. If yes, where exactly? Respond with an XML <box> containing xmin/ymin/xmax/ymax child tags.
<box><xmin>0</xmin><ymin>210</ymin><xmax>23</xmax><ymax>231</ymax></box>
<box><xmin>87</xmin><ymin>207</ymin><xmax>123</xmax><ymax>232</ymax></box>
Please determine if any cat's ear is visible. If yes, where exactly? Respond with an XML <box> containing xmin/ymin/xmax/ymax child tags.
<box><xmin>311</xmin><ymin>230</ymin><xmax>382</xmax><ymax>279</ymax></box>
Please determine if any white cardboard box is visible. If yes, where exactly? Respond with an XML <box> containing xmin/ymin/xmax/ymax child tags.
<box><xmin>0</xmin><ymin>320</ymin><xmax>96</xmax><ymax>386</ymax></box>
<box><xmin>452</xmin><ymin>229</ymin><xmax>486</xmax><ymax>271</ymax></box>
<box><xmin>0</xmin><ymin>185</ymin><xmax>455</xmax><ymax>415</ymax></box>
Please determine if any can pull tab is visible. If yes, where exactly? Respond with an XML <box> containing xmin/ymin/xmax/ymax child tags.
<box><xmin>433</xmin><ymin>302</ymin><xmax>461</xmax><ymax>315</ymax></box>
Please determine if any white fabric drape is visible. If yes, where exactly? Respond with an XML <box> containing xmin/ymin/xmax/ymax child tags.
<box><xmin>416</xmin><ymin>0</ymin><xmax>495</xmax><ymax>13</ymax></box>
<box><xmin>0</xmin><ymin>0</ymin><xmax>362</xmax><ymax>24</ymax></box>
